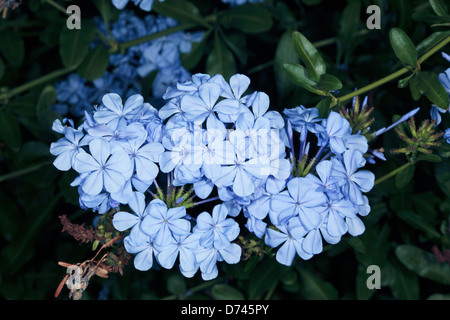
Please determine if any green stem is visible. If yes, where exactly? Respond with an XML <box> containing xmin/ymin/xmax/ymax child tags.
<box><xmin>0</xmin><ymin>160</ymin><xmax>53</xmax><ymax>183</ymax></box>
<box><xmin>43</xmin><ymin>0</ymin><xmax>69</xmax><ymax>15</ymax></box>
<box><xmin>117</xmin><ymin>22</ymin><xmax>199</xmax><ymax>53</ymax></box>
<box><xmin>374</xmin><ymin>161</ymin><xmax>414</xmax><ymax>186</ymax></box>
<box><xmin>333</xmin><ymin>67</ymin><xmax>410</xmax><ymax>107</ymax></box>
<box><xmin>332</xmin><ymin>35</ymin><xmax>450</xmax><ymax>108</ymax></box>
<box><xmin>0</xmin><ymin>66</ymin><xmax>75</xmax><ymax>103</ymax></box>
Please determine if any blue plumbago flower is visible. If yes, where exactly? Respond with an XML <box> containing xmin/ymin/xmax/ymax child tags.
<box><xmin>124</xmin><ymin>232</ymin><xmax>158</xmax><ymax>271</ymax></box>
<box><xmin>430</xmin><ymin>105</ymin><xmax>447</xmax><ymax>126</ymax></box>
<box><xmin>156</xmin><ymin>233</ymin><xmax>201</xmax><ymax>278</ymax></box>
<box><xmin>270</xmin><ymin>177</ymin><xmax>327</xmax><ymax>229</ymax></box>
<box><xmin>193</xmin><ymin>203</ymin><xmax>240</xmax><ymax>249</ymax></box>
<box><xmin>265</xmin><ymin>218</ymin><xmax>312</xmax><ymax>266</ymax></box>
<box><xmin>444</xmin><ymin>128</ymin><xmax>450</xmax><ymax>144</ymax></box>
<box><xmin>50</xmin><ymin>125</ymin><xmax>86</xmax><ymax>171</ymax></box>
<box><xmin>74</xmin><ymin>138</ymin><xmax>133</xmax><ymax>196</ymax></box>
<box><xmin>112</xmin><ymin>0</ymin><xmax>164</xmax><ymax>11</ymax></box>
<box><xmin>141</xmin><ymin>199</ymin><xmax>191</xmax><ymax>246</ymax></box>
<box><xmin>93</xmin><ymin>93</ymin><xmax>147</xmax><ymax>130</ymax></box>
<box><xmin>112</xmin><ymin>191</ymin><xmax>150</xmax><ymax>239</ymax></box>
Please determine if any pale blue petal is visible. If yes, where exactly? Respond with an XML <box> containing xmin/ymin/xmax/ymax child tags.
<box><xmin>264</xmin><ymin>228</ymin><xmax>288</xmax><ymax>248</ymax></box>
<box><xmin>134</xmin><ymin>247</ymin><xmax>154</xmax><ymax>271</ymax></box>
<box><xmin>218</xmin><ymin>243</ymin><xmax>241</xmax><ymax>264</ymax></box>
<box><xmin>229</xmin><ymin>74</ymin><xmax>250</xmax><ymax>98</ymax></box>
<box><xmin>251</xmin><ymin>92</ymin><xmax>270</xmax><ymax>118</ymax></box>
<box><xmin>81</xmin><ymin>170</ymin><xmax>103</xmax><ymax>195</ymax></box>
<box><xmin>302</xmin><ymin>229</ymin><xmax>323</xmax><ymax>255</ymax></box>
<box><xmin>156</xmin><ymin>243</ymin><xmax>178</xmax><ymax>269</ymax></box>
<box><xmin>346</xmin><ymin>216</ymin><xmax>365</xmax><ymax>236</ymax></box>
<box><xmin>102</xmin><ymin>93</ymin><xmax>123</xmax><ymax>114</ymax></box>
<box><xmin>276</xmin><ymin>239</ymin><xmax>297</xmax><ymax>266</ymax></box>
<box><xmin>113</xmin><ymin>211</ymin><xmax>140</xmax><ymax>231</ymax></box>
<box><xmin>74</xmin><ymin>152</ymin><xmax>99</xmax><ymax>173</ymax></box>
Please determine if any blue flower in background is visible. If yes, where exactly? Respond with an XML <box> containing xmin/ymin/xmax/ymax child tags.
<box><xmin>444</xmin><ymin>128</ymin><xmax>450</xmax><ymax>144</ymax></box>
<box><xmin>112</xmin><ymin>0</ymin><xmax>164</xmax><ymax>11</ymax></box>
<box><xmin>221</xmin><ymin>0</ymin><xmax>265</xmax><ymax>6</ymax></box>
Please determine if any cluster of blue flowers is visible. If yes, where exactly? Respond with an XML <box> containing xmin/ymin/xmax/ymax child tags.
<box><xmin>112</xmin><ymin>0</ymin><xmax>164</xmax><ymax>11</ymax></box>
<box><xmin>111</xmin><ymin>0</ymin><xmax>264</xmax><ymax>11</ymax></box>
<box><xmin>52</xmin><ymin>10</ymin><xmax>203</xmax><ymax>117</ymax></box>
<box><xmin>50</xmin><ymin>93</ymin><xmax>164</xmax><ymax>214</ymax></box>
<box><xmin>50</xmin><ymin>71</ymin><xmax>379</xmax><ymax>279</ymax></box>
<box><xmin>430</xmin><ymin>52</ymin><xmax>450</xmax><ymax>144</ymax></box>
<box><xmin>221</xmin><ymin>0</ymin><xmax>265</xmax><ymax>6</ymax></box>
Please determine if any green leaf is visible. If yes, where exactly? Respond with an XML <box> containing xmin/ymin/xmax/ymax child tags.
<box><xmin>36</xmin><ymin>85</ymin><xmax>58</xmax><ymax>129</ymax></box>
<box><xmin>435</xmin><ymin>159</ymin><xmax>450</xmax><ymax>198</ymax></box>
<box><xmin>315</xmin><ymin>96</ymin><xmax>332</xmax><ymax>118</ymax></box>
<box><xmin>77</xmin><ymin>45</ymin><xmax>110</xmax><ymax>81</ymax></box>
<box><xmin>416</xmin><ymin>153</ymin><xmax>442</xmax><ymax>163</ymax></box>
<box><xmin>395</xmin><ymin>163</ymin><xmax>415</xmax><ymax>189</ymax></box>
<box><xmin>337</xmin><ymin>0</ymin><xmax>361</xmax><ymax>64</ymax></box>
<box><xmin>0</xmin><ymin>57</ymin><xmax>4</xmax><ymax>81</ymax></box>
<box><xmin>316</xmin><ymin>74</ymin><xmax>343</xmax><ymax>92</ymax></box>
<box><xmin>59</xmin><ymin>22</ymin><xmax>96</xmax><ymax>69</ymax></box>
<box><xmin>389</xmin><ymin>28</ymin><xmax>418</xmax><ymax>68</ymax></box>
<box><xmin>292</xmin><ymin>31</ymin><xmax>326</xmax><ymax>82</ymax></box>
<box><xmin>409</xmin><ymin>74</ymin><xmax>422</xmax><ymax>101</ymax></box>
<box><xmin>152</xmin><ymin>0</ymin><xmax>209</xmax><ymax>28</ymax></box>
<box><xmin>220</xmin><ymin>4</ymin><xmax>273</xmax><ymax>34</ymax></box>
<box><xmin>0</xmin><ymin>194</ymin><xmax>61</xmax><ymax>275</ymax></box>
<box><xmin>347</xmin><ymin>237</ymin><xmax>366</xmax><ymax>254</ymax></box>
<box><xmin>211</xmin><ymin>284</ymin><xmax>245</xmax><ymax>300</ymax></box>
<box><xmin>248</xmin><ymin>257</ymin><xmax>284</xmax><ymax>299</ymax></box>
<box><xmin>0</xmin><ymin>30</ymin><xmax>25</xmax><ymax>67</ymax></box>
<box><xmin>93</xmin><ymin>0</ymin><xmax>113</xmax><ymax>31</ymax></box>
<box><xmin>416</xmin><ymin>31</ymin><xmax>450</xmax><ymax>56</ymax></box>
<box><xmin>395</xmin><ymin>244</ymin><xmax>450</xmax><ymax>285</ymax></box>
<box><xmin>0</xmin><ymin>108</ymin><xmax>22</xmax><ymax>152</ymax></box>
<box><xmin>428</xmin><ymin>294</ymin><xmax>450</xmax><ymax>300</ymax></box>
<box><xmin>396</xmin><ymin>210</ymin><xmax>442</xmax><ymax>239</ymax></box>
<box><xmin>416</xmin><ymin>71</ymin><xmax>450</xmax><ymax>109</ymax></box>
<box><xmin>355</xmin><ymin>265</ymin><xmax>375</xmax><ymax>300</ymax></box>
<box><xmin>429</xmin><ymin>0</ymin><xmax>448</xmax><ymax>17</ymax></box>
<box><xmin>206</xmin><ymin>33</ymin><xmax>236</xmax><ymax>81</ymax></box>
<box><xmin>166</xmin><ymin>274</ymin><xmax>186</xmax><ymax>296</ymax></box>
<box><xmin>181</xmin><ymin>30</ymin><xmax>210</xmax><ymax>70</ymax></box>
<box><xmin>298</xmin><ymin>268</ymin><xmax>338</xmax><ymax>300</ymax></box>
<box><xmin>389</xmin><ymin>260</ymin><xmax>420</xmax><ymax>300</ymax></box>
<box><xmin>274</xmin><ymin>31</ymin><xmax>300</xmax><ymax>101</ymax></box>
<box><xmin>283</xmin><ymin>63</ymin><xmax>326</xmax><ymax>95</ymax></box>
